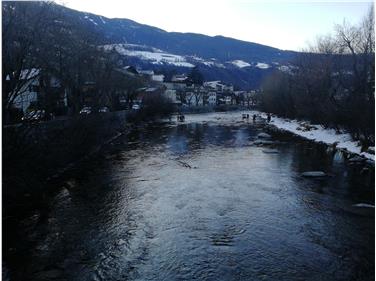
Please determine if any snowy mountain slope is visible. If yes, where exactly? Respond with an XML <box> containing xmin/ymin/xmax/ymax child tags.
<box><xmin>102</xmin><ymin>44</ymin><xmax>195</xmax><ymax>67</ymax></box>
<box><xmin>102</xmin><ymin>43</ymin><xmax>289</xmax><ymax>71</ymax></box>
<box><xmin>4</xmin><ymin>2</ymin><xmax>298</xmax><ymax>89</ymax></box>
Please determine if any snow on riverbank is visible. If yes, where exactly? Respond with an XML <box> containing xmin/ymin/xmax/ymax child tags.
<box><xmin>261</xmin><ymin>113</ymin><xmax>375</xmax><ymax>161</ymax></box>
<box><xmin>173</xmin><ymin>111</ymin><xmax>374</xmax><ymax>161</ymax></box>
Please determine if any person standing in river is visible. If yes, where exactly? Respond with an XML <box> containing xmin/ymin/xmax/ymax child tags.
<box><xmin>267</xmin><ymin>113</ymin><xmax>271</xmax><ymax>123</ymax></box>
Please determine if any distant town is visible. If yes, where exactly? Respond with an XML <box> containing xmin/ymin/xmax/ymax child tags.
<box><xmin>9</xmin><ymin>65</ymin><xmax>261</xmax><ymax>123</ymax></box>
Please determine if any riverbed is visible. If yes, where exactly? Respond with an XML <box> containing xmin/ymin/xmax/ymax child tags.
<box><xmin>4</xmin><ymin>112</ymin><xmax>375</xmax><ymax>281</ymax></box>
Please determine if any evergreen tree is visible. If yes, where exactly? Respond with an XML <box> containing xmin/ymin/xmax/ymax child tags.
<box><xmin>188</xmin><ymin>66</ymin><xmax>204</xmax><ymax>85</ymax></box>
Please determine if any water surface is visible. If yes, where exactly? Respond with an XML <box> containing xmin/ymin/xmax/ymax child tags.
<box><xmin>5</xmin><ymin>112</ymin><xmax>375</xmax><ymax>281</ymax></box>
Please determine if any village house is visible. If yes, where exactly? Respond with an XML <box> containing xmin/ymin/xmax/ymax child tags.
<box><xmin>204</xmin><ymin>81</ymin><xmax>234</xmax><ymax>93</ymax></box>
<box><xmin>171</xmin><ymin>74</ymin><xmax>188</xmax><ymax>83</ymax></box>
<box><xmin>8</xmin><ymin>69</ymin><xmax>68</xmax><ymax>115</ymax></box>
<box><xmin>151</xmin><ymin>74</ymin><xmax>165</xmax><ymax>82</ymax></box>
<box><xmin>123</xmin><ymin>66</ymin><xmax>139</xmax><ymax>76</ymax></box>
<box><xmin>207</xmin><ymin>92</ymin><xmax>217</xmax><ymax>106</ymax></box>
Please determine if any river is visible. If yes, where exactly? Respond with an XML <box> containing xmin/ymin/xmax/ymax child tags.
<box><xmin>4</xmin><ymin>112</ymin><xmax>375</xmax><ymax>281</ymax></box>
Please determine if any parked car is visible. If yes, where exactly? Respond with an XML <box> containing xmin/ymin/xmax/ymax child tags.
<box><xmin>132</xmin><ymin>104</ymin><xmax>141</xmax><ymax>110</ymax></box>
<box><xmin>98</xmin><ymin>106</ymin><xmax>109</xmax><ymax>113</ymax></box>
<box><xmin>79</xmin><ymin>106</ymin><xmax>92</xmax><ymax>115</ymax></box>
<box><xmin>21</xmin><ymin>110</ymin><xmax>47</xmax><ymax>122</ymax></box>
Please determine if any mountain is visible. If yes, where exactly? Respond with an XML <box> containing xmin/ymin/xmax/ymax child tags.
<box><xmin>4</xmin><ymin>2</ymin><xmax>299</xmax><ymax>89</ymax></box>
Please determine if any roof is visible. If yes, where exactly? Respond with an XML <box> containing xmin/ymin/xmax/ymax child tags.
<box><xmin>124</xmin><ymin>66</ymin><xmax>139</xmax><ymax>75</ymax></box>
<box><xmin>138</xmin><ymin>70</ymin><xmax>154</xmax><ymax>75</ymax></box>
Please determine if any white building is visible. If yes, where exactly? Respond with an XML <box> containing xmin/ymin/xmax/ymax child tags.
<box><xmin>225</xmin><ymin>96</ymin><xmax>232</xmax><ymax>105</ymax></box>
<box><xmin>8</xmin><ymin>69</ymin><xmax>68</xmax><ymax>113</ymax></box>
<box><xmin>171</xmin><ymin>74</ymin><xmax>188</xmax><ymax>82</ymax></box>
<box><xmin>152</xmin><ymin>74</ymin><xmax>165</xmax><ymax>82</ymax></box>
<box><xmin>204</xmin><ymin>80</ymin><xmax>233</xmax><ymax>92</ymax></box>
<box><xmin>207</xmin><ymin>92</ymin><xmax>217</xmax><ymax>105</ymax></box>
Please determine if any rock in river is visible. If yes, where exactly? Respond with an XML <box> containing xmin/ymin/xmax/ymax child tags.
<box><xmin>301</xmin><ymin>171</ymin><xmax>327</xmax><ymax>177</ymax></box>
<box><xmin>257</xmin><ymin>132</ymin><xmax>272</xmax><ymax>139</ymax></box>
<box><xmin>253</xmin><ymin>140</ymin><xmax>275</xmax><ymax>146</ymax></box>
<box><xmin>262</xmin><ymin>149</ymin><xmax>279</xmax><ymax>154</ymax></box>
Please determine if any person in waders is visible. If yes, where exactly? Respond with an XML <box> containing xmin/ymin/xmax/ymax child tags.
<box><xmin>267</xmin><ymin>113</ymin><xmax>271</xmax><ymax>123</ymax></box>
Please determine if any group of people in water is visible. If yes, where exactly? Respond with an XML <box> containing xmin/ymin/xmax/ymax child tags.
<box><xmin>172</xmin><ymin>112</ymin><xmax>271</xmax><ymax>123</ymax></box>
<box><xmin>177</xmin><ymin>114</ymin><xmax>185</xmax><ymax>122</ymax></box>
<box><xmin>242</xmin><ymin>113</ymin><xmax>272</xmax><ymax>122</ymax></box>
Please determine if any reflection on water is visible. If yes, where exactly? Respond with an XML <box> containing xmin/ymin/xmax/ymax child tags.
<box><xmin>4</xmin><ymin>115</ymin><xmax>375</xmax><ymax>281</ymax></box>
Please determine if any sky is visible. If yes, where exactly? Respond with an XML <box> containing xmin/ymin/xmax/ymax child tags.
<box><xmin>59</xmin><ymin>0</ymin><xmax>373</xmax><ymax>51</ymax></box>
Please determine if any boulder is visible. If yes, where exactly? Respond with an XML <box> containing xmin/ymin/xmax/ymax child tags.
<box><xmin>253</xmin><ymin>140</ymin><xmax>274</xmax><ymax>146</ymax></box>
<box><xmin>301</xmin><ymin>171</ymin><xmax>327</xmax><ymax>177</ymax></box>
<box><xmin>257</xmin><ymin>132</ymin><xmax>272</xmax><ymax>139</ymax></box>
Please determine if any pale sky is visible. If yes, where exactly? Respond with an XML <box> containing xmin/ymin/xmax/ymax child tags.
<box><xmin>59</xmin><ymin>0</ymin><xmax>373</xmax><ymax>51</ymax></box>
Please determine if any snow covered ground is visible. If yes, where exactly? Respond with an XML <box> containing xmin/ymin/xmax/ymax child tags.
<box><xmin>189</xmin><ymin>56</ymin><xmax>225</xmax><ymax>68</ymax></box>
<box><xmin>265</xmin><ymin>114</ymin><xmax>375</xmax><ymax>161</ymax></box>
<box><xmin>255</xmin><ymin>62</ymin><xmax>270</xmax><ymax>69</ymax></box>
<box><xmin>102</xmin><ymin>44</ymin><xmax>195</xmax><ymax>67</ymax></box>
<box><xmin>172</xmin><ymin>111</ymin><xmax>375</xmax><ymax>161</ymax></box>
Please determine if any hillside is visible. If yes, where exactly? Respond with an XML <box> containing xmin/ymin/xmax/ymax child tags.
<box><xmin>3</xmin><ymin>1</ymin><xmax>299</xmax><ymax>89</ymax></box>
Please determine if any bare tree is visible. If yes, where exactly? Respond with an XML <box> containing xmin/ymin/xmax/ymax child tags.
<box><xmin>176</xmin><ymin>88</ymin><xmax>187</xmax><ymax>105</ymax></box>
<box><xmin>2</xmin><ymin>1</ymin><xmax>55</xmax><ymax>122</ymax></box>
<box><xmin>193</xmin><ymin>86</ymin><xmax>204</xmax><ymax>106</ymax></box>
<box><xmin>262</xmin><ymin>4</ymin><xmax>374</xmax><ymax>146</ymax></box>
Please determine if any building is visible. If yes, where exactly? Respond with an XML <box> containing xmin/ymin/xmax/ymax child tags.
<box><xmin>204</xmin><ymin>81</ymin><xmax>234</xmax><ymax>92</ymax></box>
<box><xmin>8</xmin><ymin>69</ymin><xmax>68</xmax><ymax>114</ymax></box>
<box><xmin>171</xmin><ymin>74</ymin><xmax>188</xmax><ymax>83</ymax></box>
<box><xmin>10</xmin><ymin>69</ymin><xmax>40</xmax><ymax>113</ymax></box>
<box><xmin>151</xmin><ymin>74</ymin><xmax>165</xmax><ymax>82</ymax></box>
<box><xmin>207</xmin><ymin>92</ymin><xmax>217</xmax><ymax>106</ymax></box>
<box><xmin>123</xmin><ymin>66</ymin><xmax>139</xmax><ymax>76</ymax></box>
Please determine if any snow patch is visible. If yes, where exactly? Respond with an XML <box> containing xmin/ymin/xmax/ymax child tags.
<box><xmin>268</xmin><ymin>115</ymin><xmax>375</xmax><ymax>161</ymax></box>
<box><xmin>231</xmin><ymin>60</ymin><xmax>251</xmax><ymax>68</ymax></box>
<box><xmin>88</xmin><ymin>18</ymin><xmax>98</xmax><ymax>26</ymax></box>
<box><xmin>102</xmin><ymin>44</ymin><xmax>195</xmax><ymax>68</ymax></box>
<box><xmin>99</xmin><ymin>16</ymin><xmax>106</xmax><ymax>24</ymax></box>
<box><xmin>189</xmin><ymin>56</ymin><xmax>225</xmax><ymax>68</ymax></box>
<box><xmin>84</xmin><ymin>15</ymin><xmax>98</xmax><ymax>26</ymax></box>
<box><xmin>278</xmin><ymin>65</ymin><xmax>291</xmax><ymax>73</ymax></box>
<box><xmin>255</xmin><ymin>62</ymin><xmax>270</xmax><ymax>69</ymax></box>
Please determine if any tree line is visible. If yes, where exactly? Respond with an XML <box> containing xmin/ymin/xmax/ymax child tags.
<box><xmin>2</xmin><ymin>1</ymin><xmax>146</xmax><ymax>123</ymax></box>
<box><xmin>261</xmin><ymin>6</ymin><xmax>374</xmax><ymax>148</ymax></box>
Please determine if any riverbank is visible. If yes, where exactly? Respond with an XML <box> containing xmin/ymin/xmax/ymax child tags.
<box><xmin>3</xmin><ymin>111</ymin><xmax>131</xmax><ymax>218</ymax></box>
<box><xmin>262</xmin><ymin>113</ymin><xmax>375</xmax><ymax>162</ymax></box>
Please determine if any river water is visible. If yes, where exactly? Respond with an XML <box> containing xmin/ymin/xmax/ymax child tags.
<box><xmin>4</xmin><ymin>112</ymin><xmax>375</xmax><ymax>281</ymax></box>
